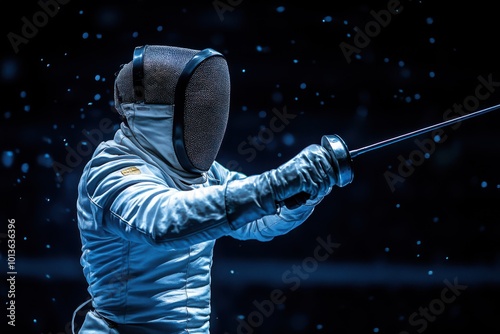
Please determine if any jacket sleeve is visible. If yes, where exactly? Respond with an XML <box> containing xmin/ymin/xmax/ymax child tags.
<box><xmin>81</xmin><ymin>149</ymin><xmax>237</xmax><ymax>249</ymax></box>
<box><xmin>210</xmin><ymin>162</ymin><xmax>316</xmax><ymax>242</ymax></box>
<box><xmin>81</xmin><ymin>146</ymin><xmax>316</xmax><ymax>248</ymax></box>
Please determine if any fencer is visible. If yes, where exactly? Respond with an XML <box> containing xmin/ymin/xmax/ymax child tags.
<box><xmin>76</xmin><ymin>45</ymin><xmax>345</xmax><ymax>333</ymax></box>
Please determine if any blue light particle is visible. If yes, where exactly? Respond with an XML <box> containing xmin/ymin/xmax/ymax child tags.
<box><xmin>37</xmin><ymin>153</ymin><xmax>53</xmax><ymax>168</ymax></box>
<box><xmin>82</xmin><ymin>32</ymin><xmax>89</xmax><ymax>39</ymax></box>
<box><xmin>21</xmin><ymin>162</ymin><xmax>29</xmax><ymax>173</ymax></box>
<box><xmin>426</xmin><ymin>17</ymin><xmax>434</xmax><ymax>25</ymax></box>
<box><xmin>272</xmin><ymin>91</ymin><xmax>283</xmax><ymax>104</ymax></box>
<box><xmin>481</xmin><ymin>181</ymin><xmax>487</xmax><ymax>188</ymax></box>
<box><xmin>1</xmin><ymin>58</ymin><xmax>19</xmax><ymax>81</ymax></box>
<box><xmin>322</xmin><ymin>16</ymin><xmax>333</xmax><ymax>23</ymax></box>
<box><xmin>282</xmin><ymin>133</ymin><xmax>295</xmax><ymax>146</ymax></box>
<box><xmin>276</xmin><ymin>6</ymin><xmax>285</xmax><ymax>13</ymax></box>
<box><xmin>2</xmin><ymin>151</ymin><xmax>14</xmax><ymax>168</ymax></box>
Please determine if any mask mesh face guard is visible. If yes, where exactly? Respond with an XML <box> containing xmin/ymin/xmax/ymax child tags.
<box><xmin>114</xmin><ymin>45</ymin><xmax>230</xmax><ymax>173</ymax></box>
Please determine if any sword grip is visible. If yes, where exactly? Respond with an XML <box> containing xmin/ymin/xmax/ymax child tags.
<box><xmin>280</xmin><ymin>134</ymin><xmax>354</xmax><ymax>210</ymax></box>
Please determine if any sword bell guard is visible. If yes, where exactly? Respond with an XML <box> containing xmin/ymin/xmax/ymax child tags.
<box><xmin>321</xmin><ymin>134</ymin><xmax>354</xmax><ymax>187</ymax></box>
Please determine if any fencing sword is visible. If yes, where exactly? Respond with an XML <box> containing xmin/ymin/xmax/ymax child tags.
<box><xmin>282</xmin><ymin>103</ymin><xmax>500</xmax><ymax>209</ymax></box>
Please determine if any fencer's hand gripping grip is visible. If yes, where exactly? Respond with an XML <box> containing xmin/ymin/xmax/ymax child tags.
<box><xmin>281</xmin><ymin>135</ymin><xmax>354</xmax><ymax>209</ymax></box>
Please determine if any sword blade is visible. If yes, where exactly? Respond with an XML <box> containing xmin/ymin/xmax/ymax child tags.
<box><xmin>349</xmin><ymin>103</ymin><xmax>500</xmax><ymax>158</ymax></box>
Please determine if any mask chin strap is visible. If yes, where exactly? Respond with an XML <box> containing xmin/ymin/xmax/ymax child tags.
<box><xmin>173</xmin><ymin>48</ymin><xmax>224</xmax><ymax>174</ymax></box>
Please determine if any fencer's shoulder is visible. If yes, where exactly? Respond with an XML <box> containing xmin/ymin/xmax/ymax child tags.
<box><xmin>89</xmin><ymin>139</ymin><xmax>133</xmax><ymax>163</ymax></box>
<box><xmin>82</xmin><ymin>141</ymin><xmax>164</xmax><ymax>188</ymax></box>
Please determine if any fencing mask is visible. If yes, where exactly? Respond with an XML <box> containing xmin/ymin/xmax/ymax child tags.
<box><xmin>114</xmin><ymin>45</ymin><xmax>231</xmax><ymax>173</ymax></box>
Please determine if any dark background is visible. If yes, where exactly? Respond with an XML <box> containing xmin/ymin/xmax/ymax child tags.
<box><xmin>1</xmin><ymin>0</ymin><xmax>500</xmax><ymax>333</ymax></box>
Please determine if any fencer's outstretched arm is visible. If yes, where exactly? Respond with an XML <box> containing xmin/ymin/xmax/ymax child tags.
<box><xmin>223</xmin><ymin>144</ymin><xmax>336</xmax><ymax>240</ymax></box>
<box><xmin>78</xmin><ymin>143</ymin><xmax>336</xmax><ymax>248</ymax></box>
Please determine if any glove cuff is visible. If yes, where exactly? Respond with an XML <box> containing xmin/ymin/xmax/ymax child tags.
<box><xmin>225</xmin><ymin>173</ymin><xmax>278</xmax><ymax>230</ymax></box>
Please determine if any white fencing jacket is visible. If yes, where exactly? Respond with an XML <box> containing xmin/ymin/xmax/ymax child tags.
<box><xmin>76</xmin><ymin>104</ymin><xmax>316</xmax><ymax>333</ymax></box>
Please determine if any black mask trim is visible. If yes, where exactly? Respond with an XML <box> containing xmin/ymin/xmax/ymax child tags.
<box><xmin>173</xmin><ymin>48</ymin><xmax>224</xmax><ymax>173</ymax></box>
<box><xmin>132</xmin><ymin>45</ymin><xmax>146</xmax><ymax>103</ymax></box>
